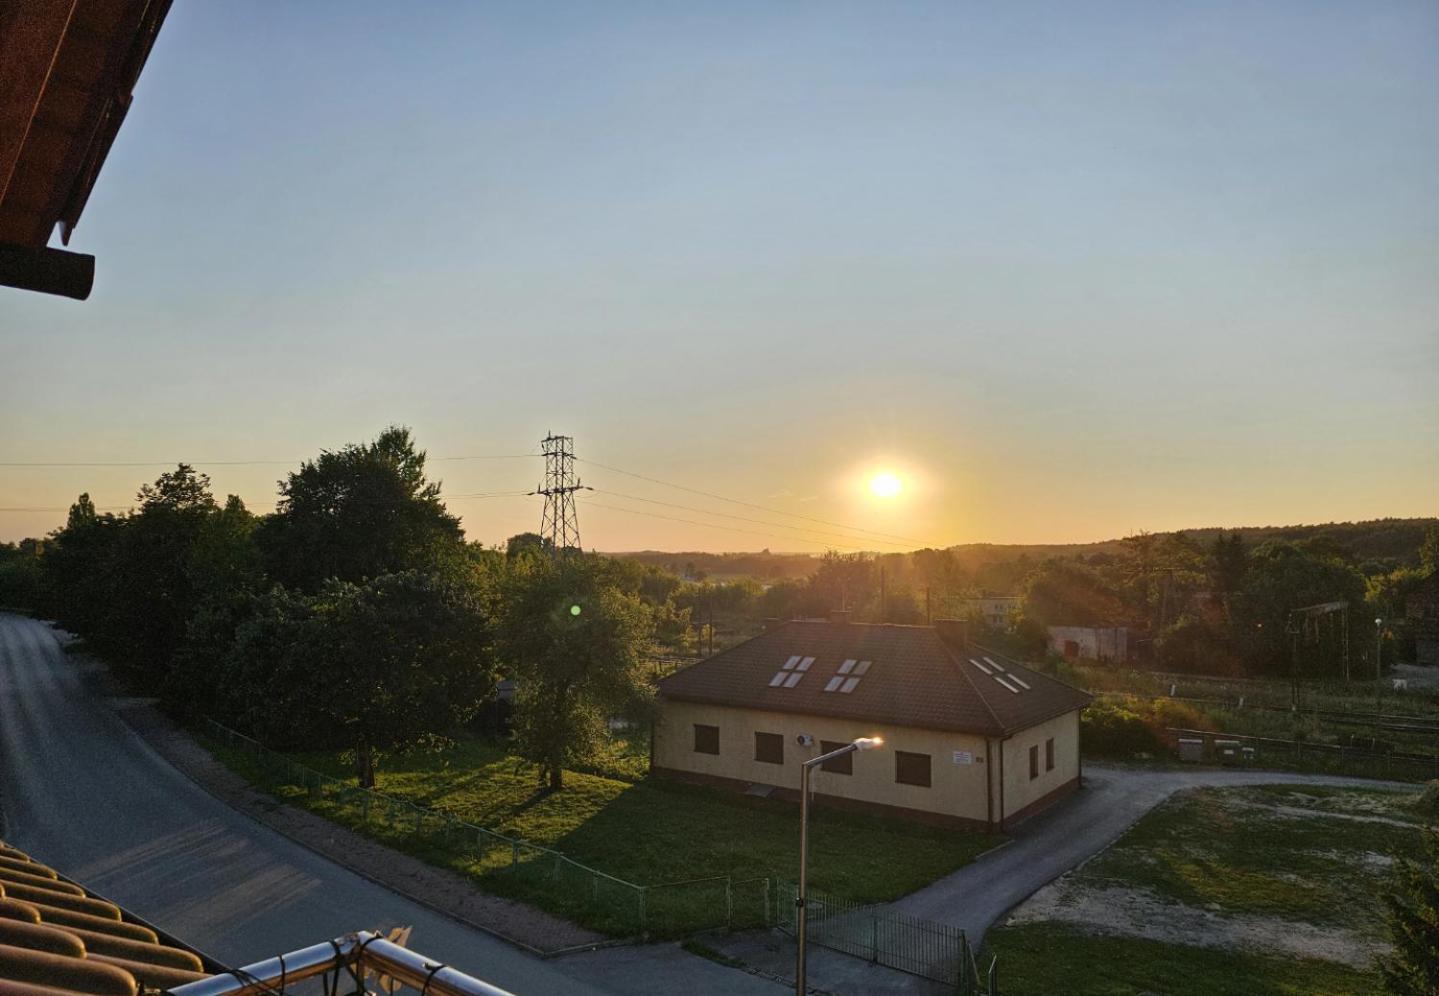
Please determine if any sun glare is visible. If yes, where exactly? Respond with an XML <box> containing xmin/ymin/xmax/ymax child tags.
<box><xmin>869</xmin><ymin>472</ymin><xmax>903</xmax><ymax>499</ymax></box>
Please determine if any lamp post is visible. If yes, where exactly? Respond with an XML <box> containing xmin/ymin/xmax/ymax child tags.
<box><xmin>795</xmin><ymin>736</ymin><xmax>883</xmax><ymax>996</ymax></box>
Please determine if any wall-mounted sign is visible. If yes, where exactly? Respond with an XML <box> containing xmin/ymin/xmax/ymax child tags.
<box><xmin>952</xmin><ymin>750</ymin><xmax>973</xmax><ymax>765</ymax></box>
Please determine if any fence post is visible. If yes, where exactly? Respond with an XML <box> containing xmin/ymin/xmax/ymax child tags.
<box><xmin>638</xmin><ymin>887</ymin><xmax>648</xmax><ymax>935</ymax></box>
<box><xmin>511</xmin><ymin>841</ymin><xmax>519</xmax><ymax>867</ymax></box>
<box><xmin>725</xmin><ymin>877</ymin><xmax>733</xmax><ymax>929</ymax></box>
<box><xmin>763</xmin><ymin>877</ymin><xmax>771</xmax><ymax>927</ymax></box>
<box><xmin>870</xmin><ymin>913</ymin><xmax>878</xmax><ymax>964</ymax></box>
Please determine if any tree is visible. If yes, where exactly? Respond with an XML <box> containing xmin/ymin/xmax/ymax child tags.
<box><xmin>505</xmin><ymin>532</ymin><xmax>552</xmax><ymax>560</ymax></box>
<box><xmin>1022</xmin><ymin>559</ymin><xmax>1130</xmax><ymax>627</ymax></box>
<box><xmin>1421</xmin><ymin>524</ymin><xmax>1439</xmax><ymax>576</ymax></box>
<box><xmin>1211</xmin><ymin>532</ymin><xmax>1248</xmax><ymax>610</ymax></box>
<box><xmin>1380</xmin><ymin>827</ymin><xmax>1439</xmax><ymax>995</ymax></box>
<box><xmin>1230</xmin><ymin>541</ymin><xmax>1368</xmax><ymax>677</ymax></box>
<box><xmin>498</xmin><ymin>556</ymin><xmax>653</xmax><ymax>791</ymax></box>
<box><xmin>221</xmin><ymin>568</ymin><xmax>497</xmax><ymax>787</ymax></box>
<box><xmin>257</xmin><ymin>426</ymin><xmax>464</xmax><ymax>591</ymax></box>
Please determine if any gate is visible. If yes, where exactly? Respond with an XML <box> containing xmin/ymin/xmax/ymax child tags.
<box><xmin>774</xmin><ymin>881</ymin><xmax>996</xmax><ymax>993</ymax></box>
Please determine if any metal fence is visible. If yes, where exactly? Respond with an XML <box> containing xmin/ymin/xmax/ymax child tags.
<box><xmin>1167</xmin><ymin>727</ymin><xmax>1439</xmax><ymax>782</ymax></box>
<box><xmin>774</xmin><ymin>881</ymin><xmax>996</xmax><ymax>993</ymax></box>
<box><xmin>201</xmin><ymin>720</ymin><xmax>769</xmax><ymax>938</ymax></box>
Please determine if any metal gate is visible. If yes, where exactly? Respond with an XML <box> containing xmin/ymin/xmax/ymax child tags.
<box><xmin>774</xmin><ymin>881</ymin><xmax>996</xmax><ymax>993</ymax></box>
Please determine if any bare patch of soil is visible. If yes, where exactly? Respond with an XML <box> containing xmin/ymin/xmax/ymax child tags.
<box><xmin>1009</xmin><ymin>882</ymin><xmax>1386</xmax><ymax>969</ymax></box>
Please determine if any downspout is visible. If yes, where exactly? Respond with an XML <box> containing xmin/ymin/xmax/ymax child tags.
<box><xmin>985</xmin><ymin>737</ymin><xmax>994</xmax><ymax>832</ymax></box>
<box><xmin>997</xmin><ymin>735</ymin><xmax>1007</xmax><ymax>831</ymax></box>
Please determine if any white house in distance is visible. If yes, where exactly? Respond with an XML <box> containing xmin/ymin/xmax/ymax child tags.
<box><xmin>652</xmin><ymin>616</ymin><xmax>1093</xmax><ymax>832</ymax></box>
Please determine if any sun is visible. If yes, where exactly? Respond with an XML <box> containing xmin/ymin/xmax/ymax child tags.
<box><xmin>869</xmin><ymin>472</ymin><xmax>903</xmax><ymax>499</ymax></box>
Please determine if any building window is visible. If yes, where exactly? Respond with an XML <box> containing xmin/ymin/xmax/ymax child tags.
<box><xmin>1045</xmin><ymin>737</ymin><xmax>1055</xmax><ymax>772</ymax></box>
<box><xmin>819</xmin><ymin>740</ymin><xmax>853</xmax><ymax>775</ymax></box>
<box><xmin>1029</xmin><ymin>744</ymin><xmax>1039</xmax><ymax>780</ymax></box>
<box><xmin>693</xmin><ymin>724</ymin><xmax>719</xmax><ymax>755</ymax></box>
<box><xmin>895</xmin><ymin>751</ymin><xmax>931</xmax><ymax>787</ymax></box>
<box><xmin>755</xmin><ymin>731</ymin><xmax>784</xmax><ymax>765</ymax></box>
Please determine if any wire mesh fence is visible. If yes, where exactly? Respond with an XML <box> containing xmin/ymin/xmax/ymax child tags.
<box><xmin>201</xmin><ymin>720</ymin><xmax>772</xmax><ymax>938</ymax></box>
<box><xmin>773</xmin><ymin>880</ymin><xmax>996</xmax><ymax>992</ymax></box>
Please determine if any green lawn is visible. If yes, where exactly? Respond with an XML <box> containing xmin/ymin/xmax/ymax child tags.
<box><xmin>983</xmin><ymin>784</ymin><xmax>1424</xmax><ymax>995</ymax></box>
<box><xmin>209</xmin><ymin>735</ymin><xmax>999</xmax><ymax>936</ymax></box>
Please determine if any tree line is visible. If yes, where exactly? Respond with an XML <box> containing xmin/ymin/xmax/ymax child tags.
<box><xmin>1</xmin><ymin>428</ymin><xmax>668</xmax><ymax>790</ymax></box>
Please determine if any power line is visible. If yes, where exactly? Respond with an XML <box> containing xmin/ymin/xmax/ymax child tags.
<box><xmin>577</xmin><ymin>458</ymin><xmax>926</xmax><ymax>546</ymax></box>
<box><xmin>581</xmin><ymin>498</ymin><xmax>877</xmax><ymax>553</ymax></box>
<box><xmin>589</xmin><ymin>487</ymin><xmax>912</xmax><ymax>550</ymax></box>
<box><xmin>0</xmin><ymin>493</ymin><xmax>533</xmax><ymax>513</ymax></box>
<box><xmin>0</xmin><ymin>454</ymin><xmax>539</xmax><ymax>468</ymax></box>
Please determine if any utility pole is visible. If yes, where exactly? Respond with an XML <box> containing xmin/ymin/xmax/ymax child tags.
<box><xmin>531</xmin><ymin>433</ymin><xmax>588</xmax><ymax>555</ymax></box>
<box><xmin>1375</xmin><ymin>617</ymin><xmax>1384</xmax><ymax>740</ymax></box>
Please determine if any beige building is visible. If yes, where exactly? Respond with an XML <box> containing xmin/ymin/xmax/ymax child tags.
<box><xmin>653</xmin><ymin>617</ymin><xmax>1092</xmax><ymax>831</ymax></box>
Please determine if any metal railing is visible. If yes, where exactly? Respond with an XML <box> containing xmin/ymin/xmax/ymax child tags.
<box><xmin>166</xmin><ymin>930</ymin><xmax>513</xmax><ymax>996</ymax></box>
<box><xmin>773</xmin><ymin>881</ymin><xmax>996</xmax><ymax>992</ymax></box>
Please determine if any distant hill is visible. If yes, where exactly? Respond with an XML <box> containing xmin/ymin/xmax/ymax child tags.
<box><xmin>610</xmin><ymin>517</ymin><xmax>1437</xmax><ymax>581</ymax></box>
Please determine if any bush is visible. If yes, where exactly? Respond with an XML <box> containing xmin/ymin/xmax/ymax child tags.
<box><xmin>1082</xmin><ymin>698</ymin><xmax>1165</xmax><ymax>757</ymax></box>
<box><xmin>1082</xmin><ymin>696</ymin><xmax>1212</xmax><ymax>759</ymax></box>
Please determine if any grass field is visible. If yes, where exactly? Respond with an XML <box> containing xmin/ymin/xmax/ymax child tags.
<box><xmin>209</xmin><ymin>734</ymin><xmax>999</xmax><ymax>936</ymax></box>
<box><xmin>984</xmin><ymin>783</ymin><xmax>1425</xmax><ymax>995</ymax></box>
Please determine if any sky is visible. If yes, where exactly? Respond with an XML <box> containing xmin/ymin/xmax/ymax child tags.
<box><xmin>2</xmin><ymin>1</ymin><xmax>1436</xmax><ymax>552</ymax></box>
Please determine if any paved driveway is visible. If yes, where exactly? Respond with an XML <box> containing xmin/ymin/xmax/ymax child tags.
<box><xmin>0</xmin><ymin>612</ymin><xmax>780</xmax><ymax>995</ymax></box>
<box><xmin>892</xmin><ymin>763</ymin><xmax>1413</xmax><ymax>944</ymax></box>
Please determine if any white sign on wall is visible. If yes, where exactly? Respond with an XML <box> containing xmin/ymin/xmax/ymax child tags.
<box><xmin>952</xmin><ymin>750</ymin><xmax>973</xmax><ymax>765</ymax></box>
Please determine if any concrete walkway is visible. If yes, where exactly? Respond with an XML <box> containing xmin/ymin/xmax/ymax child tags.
<box><xmin>892</xmin><ymin>763</ymin><xmax>1413</xmax><ymax>944</ymax></box>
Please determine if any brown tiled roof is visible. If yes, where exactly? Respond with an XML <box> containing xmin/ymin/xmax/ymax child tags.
<box><xmin>657</xmin><ymin>620</ymin><xmax>1092</xmax><ymax>737</ymax></box>
<box><xmin>0</xmin><ymin>841</ymin><xmax>211</xmax><ymax>996</ymax></box>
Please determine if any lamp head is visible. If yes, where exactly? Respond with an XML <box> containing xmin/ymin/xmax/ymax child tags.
<box><xmin>853</xmin><ymin>736</ymin><xmax>883</xmax><ymax>751</ymax></box>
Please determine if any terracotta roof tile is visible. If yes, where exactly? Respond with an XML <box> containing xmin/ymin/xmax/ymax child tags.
<box><xmin>657</xmin><ymin>619</ymin><xmax>1092</xmax><ymax>736</ymax></box>
<box><xmin>0</xmin><ymin>843</ymin><xmax>209</xmax><ymax>996</ymax></box>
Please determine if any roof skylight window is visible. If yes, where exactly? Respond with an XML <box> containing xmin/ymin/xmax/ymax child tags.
<box><xmin>824</xmin><ymin>659</ymin><xmax>873</xmax><ymax>692</ymax></box>
<box><xmin>772</xmin><ymin>655</ymin><xmax>815</xmax><ymax>687</ymax></box>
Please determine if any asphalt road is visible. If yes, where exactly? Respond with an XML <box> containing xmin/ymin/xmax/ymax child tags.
<box><xmin>0</xmin><ymin>612</ymin><xmax>780</xmax><ymax>995</ymax></box>
<box><xmin>892</xmin><ymin>762</ymin><xmax>1413</xmax><ymax>944</ymax></box>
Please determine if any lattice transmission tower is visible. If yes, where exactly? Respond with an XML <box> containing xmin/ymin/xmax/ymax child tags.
<box><xmin>532</xmin><ymin>433</ymin><xmax>588</xmax><ymax>554</ymax></box>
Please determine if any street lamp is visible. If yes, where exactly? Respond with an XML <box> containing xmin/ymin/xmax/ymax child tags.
<box><xmin>795</xmin><ymin>735</ymin><xmax>883</xmax><ymax>995</ymax></box>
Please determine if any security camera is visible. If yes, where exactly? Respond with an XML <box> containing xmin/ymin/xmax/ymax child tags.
<box><xmin>796</xmin><ymin>733</ymin><xmax>815</xmax><ymax>747</ymax></box>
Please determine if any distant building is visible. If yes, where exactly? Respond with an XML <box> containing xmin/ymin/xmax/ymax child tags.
<box><xmin>1407</xmin><ymin>573</ymin><xmax>1439</xmax><ymax>666</ymax></box>
<box><xmin>960</xmin><ymin>596</ymin><xmax>1022</xmax><ymax>629</ymax></box>
<box><xmin>653</xmin><ymin>616</ymin><xmax>1092</xmax><ymax>831</ymax></box>
<box><xmin>1047</xmin><ymin>625</ymin><xmax>1132</xmax><ymax>663</ymax></box>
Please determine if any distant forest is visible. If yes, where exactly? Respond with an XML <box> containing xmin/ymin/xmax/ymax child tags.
<box><xmin>615</xmin><ymin>517</ymin><xmax>1439</xmax><ymax>589</ymax></box>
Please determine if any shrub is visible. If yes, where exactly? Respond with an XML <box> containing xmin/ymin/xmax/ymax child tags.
<box><xmin>1082</xmin><ymin>698</ymin><xmax>1166</xmax><ymax>758</ymax></box>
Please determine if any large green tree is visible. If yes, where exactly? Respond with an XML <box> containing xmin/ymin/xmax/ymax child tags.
<box><xmin>498</xmin><ymin>555</ymin><xmax>653</xmax><ymax>791</ymax></box>
<box><xmin>258</xmin><ymin>426</ymin><xmax>464</xmax><ymax>591</ymax></box>
<box><xmin>221</xmin><ymin>567</ymin><xmax>497</xmax><ymax>786</ymax></box>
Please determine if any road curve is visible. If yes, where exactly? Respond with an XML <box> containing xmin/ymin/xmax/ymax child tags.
<box><xmin>892</xmin><ymin>762</ymin><xmax>1414</xmax><ymax>945</ymax></box>
<box><xmin>0</xmin><ymin>612</ymin><xmax>779</xmax><ymax>995</ymax></box>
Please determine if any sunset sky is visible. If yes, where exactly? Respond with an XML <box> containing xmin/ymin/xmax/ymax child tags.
<box><xmin>2</xmin><ymin>1</ymin><xmax>1435</xmax><ymax>552</ymax></box>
